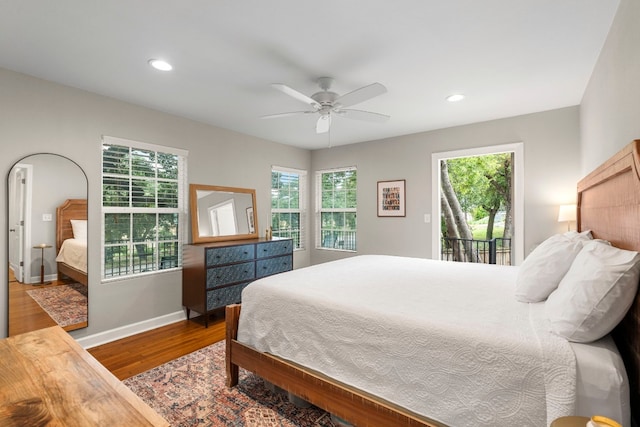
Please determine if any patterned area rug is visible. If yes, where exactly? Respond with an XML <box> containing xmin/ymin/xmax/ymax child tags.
<box><xmin>26</xmin><ymin>283</ymin><xmax>87</xmax><ymax>327</ymax></box>
<box><xmin>124</xmin><ymin>341</ymin><xmax>338</xmax><ymax>427</ymax></box>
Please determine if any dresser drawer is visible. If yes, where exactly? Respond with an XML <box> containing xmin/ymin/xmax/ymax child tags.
<box><xmin>206</xmin><ymin>244</ymin><xmax>255</xmax><ymax>266</ymax></box>
<box><xmin>257</xmin><ymin>240</ymin><xmax>293</xmax><ymax>259</ymax></box>
<box><xmin>256</xmin><ymin>255</ymin><xmax>293</xmax><ymax>278</ymax></box>
<box><xmin>206</xmin><ymin>261</ymin><xmax>254</xmax><ymax>288</ymax></box>
<box><xmin>184</xmin><ymin>238</ymin><xmax>292</xmax><ymax>327</ymax></box>
<box><xmin>206</xmin><ymin>282</ymin><xmax>250</xmax><ymax>310</ymax></box>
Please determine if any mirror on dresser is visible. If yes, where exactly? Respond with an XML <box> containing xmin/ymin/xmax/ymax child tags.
<box><xmin>7</xmin><ymin>154</ymin><xmax>88</xmax><ymax>336</ymax></box>
<box><xmin>189</xmin><ymin>184</ymin><xmax>258</xmax><ymax>243</ymax></box>
<box><xmin>184</xmin><ymin>184</ymin><xmax>294</xmax><ymax>326</ymax></box>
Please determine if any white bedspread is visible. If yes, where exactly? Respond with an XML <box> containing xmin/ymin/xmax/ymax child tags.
<box><xmin>55</xmin><ymin>238</ymin><xmax>87</xmax><ymax>273</ymax></box>
<box><xmin>237</xmin><ymin>255</ymin><xmax>576</xmax><ymax>427</ymax></box>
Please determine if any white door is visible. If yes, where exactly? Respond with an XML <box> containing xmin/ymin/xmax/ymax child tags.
<box><xmin>9</xmin><ymin>166</ymin><xmax>28</xmax><ymax>282</ymax></box>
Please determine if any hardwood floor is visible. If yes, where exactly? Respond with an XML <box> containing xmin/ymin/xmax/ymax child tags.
<box><xmin>88</xmin><ymin>314</ymin><xmax>226</xmax><ymax>380</ymax></box>
<box><xmin>10</xmin><ymin>267</ymin><xmax>225</xmax><ymax>381</ymax></box>
<box><xmin>8</xmin><ymin>268</ymin><xmax>87</xmax><ymax>336</ymax></box>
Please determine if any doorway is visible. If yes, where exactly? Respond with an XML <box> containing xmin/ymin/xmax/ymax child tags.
<box><xmin>8</xmin><ymin>163</ymin><xmax>32</xmax><ymax>283</ymax></box>
<box><xmin>431</xmin><ymin>143</ymin><xmax>524</xmax><ymax>265</ymax></box>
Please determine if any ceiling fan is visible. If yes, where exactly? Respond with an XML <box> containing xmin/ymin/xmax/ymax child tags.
<box><xmin>262</xmin><ymin>77</ymin><xmax>390</xmax><ymax>134</ymax></box>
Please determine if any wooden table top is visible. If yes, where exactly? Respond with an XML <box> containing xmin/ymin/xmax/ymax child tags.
<box><xmin>0</xmin><ymin>326</ymin><xmax>168</xmax><ymax>426</ymax></box>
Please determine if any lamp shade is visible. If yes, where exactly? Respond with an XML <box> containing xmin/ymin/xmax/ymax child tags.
<box><xmin>558</xmin><ymin>204</ymin><xmax>577</xmax><ymax>222</ymax></box>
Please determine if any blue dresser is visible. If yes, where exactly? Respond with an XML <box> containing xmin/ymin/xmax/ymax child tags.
<box><xmin>182</xmin><ymin>238</ymin><xmax>293</xmax><ymax>326</ymax></box>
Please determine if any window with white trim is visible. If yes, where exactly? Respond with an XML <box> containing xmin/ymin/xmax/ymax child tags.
<box><xmin>101</xmin><ymin>136</ymin><xmax>187</xmax><ymax>280</ymax></box>
<box><xmin>271</xmin><ymin>166</ymin><xmax>306</xmax><ymax>250</ymax></box>
<box><xmin>316</xmin><ymin>167</ymin><xmax>357</xmax><ymax>251</ymax></box>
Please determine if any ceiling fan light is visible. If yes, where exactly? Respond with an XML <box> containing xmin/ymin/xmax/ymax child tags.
<box><xmin>148</xmin><ymin>59</ymin><xmax>173</xmax><ymax>71</ymax></box>
<box><xmin>446</xmin><ymin>94</ymin><xmax>465</xmax><ymax>102</ymax></box>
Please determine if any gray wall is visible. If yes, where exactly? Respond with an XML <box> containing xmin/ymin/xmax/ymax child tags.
<box><xmin>21</xmin><ymin>154</ymin><xmax>87</xmax><ymax>281</ymax></box>
<box><xmin>0</xmin><ymin>67</ymin><xmax>311</xmax><ymax>339</ymax></box>
<box><xmin>310</xmin><ymin>107</ymin><xmax>581</xmax><ymax>266</ymax></box>
<box><xmin>580</xmin><ymin>0</ymin><xmax>640</xmax><ymax>172</ymax></box>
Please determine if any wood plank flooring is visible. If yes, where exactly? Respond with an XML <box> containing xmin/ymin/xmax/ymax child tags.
<box><xmin>88</xmin><ymin>314</ymin><xmax>225</xmax><ymax>380</ymax></box>
<box><xmin>9</xmin><ymin>267</ymin><xmax>225</xmax><ymax>381</ymax></box>
<box><xmin>8</xmin><ymin>270</ymin><xmax>87</xmax><ymax>336</ymax></box>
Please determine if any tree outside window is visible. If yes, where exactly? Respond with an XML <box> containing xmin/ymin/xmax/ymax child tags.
<box><xmin>102</xmin><ymin>138</ymin><xmax>186</xmax><ymax>279</ymax></box>
<box><xmin>271</xmin><ymin>167</ymin><xmax>306</xmax><ymax>250</ymax></box>
<box><xmin>316</xmin><ymin>167</ymin><xmax>357</xmax><ymax>251</ymax></box>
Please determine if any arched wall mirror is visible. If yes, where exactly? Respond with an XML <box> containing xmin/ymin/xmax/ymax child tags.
<box><xmin>7</xmin><ymin>154</ymin><xmax>88</xmax><ymax>336</ymax></box>
<box><xmin>190</xmin><ymin>184</ymin><xmax>258</xmax><ymax>244</ymax></box>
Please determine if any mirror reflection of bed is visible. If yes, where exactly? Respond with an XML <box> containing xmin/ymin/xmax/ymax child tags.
<box><xmin>7</xmin><ymin>154</ymin><xmax>88</xmax><ymax>336</ymax></box>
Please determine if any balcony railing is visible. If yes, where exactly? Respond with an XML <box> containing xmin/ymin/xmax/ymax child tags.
<box><xmin>441</xmin><ymin>237</ymin><xmax>512</xmax><ymax>265</ymax></box>
<box><xmin>104</xmin><ymin>240</ymin><xmax>180</xmax><ymax>277</ymax></box>
<box><xmin>320</xmin><ymin>230</ymin><xmax>356</xmax><ymax>251</ymax></box>
<box><xmin>272</xmin><ymin>229</ymin><xmax>301</xmax><ymax>249</ymax></box>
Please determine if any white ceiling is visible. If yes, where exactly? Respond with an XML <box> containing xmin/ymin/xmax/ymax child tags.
<box><xmin>0</xmin><ymin>1</ymin><xmax>619</xmax><ymax>150</ymax></box>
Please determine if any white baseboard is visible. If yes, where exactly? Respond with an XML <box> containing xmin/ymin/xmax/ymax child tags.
<box><xmin>23</xmin><ymin>270</ymin><xmax>58</xmax><ymax>285</ymax></box>
<box><xmin>76</xmin><ymin>310</ymin><xmax>187</xmax><ymax>349</ymax></box>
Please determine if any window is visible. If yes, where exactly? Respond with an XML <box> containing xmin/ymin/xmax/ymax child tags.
<box><xmin>431</xmin><ymin>143</ymin><xmax>524</xmax><ymax>264</ymax></box>
<box><xmin>316</xmin><ymin>167</ymin><xmax>357</xmax><ymax>251</ymax></box>
<box><xmin>101</xmin><ymin>136</ymin><xmax>187</xmax><ymax>280</ymax></box>
<box><xmin>271</xmin><ymin>166</ymin><xmax>306</xmax><ymax>250</ymax></box>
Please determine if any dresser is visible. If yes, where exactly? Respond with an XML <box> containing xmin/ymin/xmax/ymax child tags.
<box><xmin>182</xmin><ymin>237</ymin><xmax>293</xmax><ymax>326</ymax></box>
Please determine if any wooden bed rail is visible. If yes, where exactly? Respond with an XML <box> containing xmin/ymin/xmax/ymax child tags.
<box><xmin>225</xmin><ymin>304</ymin><xmax>448</xmax><ymax>427</ymax></box>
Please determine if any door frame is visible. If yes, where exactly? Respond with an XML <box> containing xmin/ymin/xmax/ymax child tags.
<box><xmin>8</xmin><ymin>163</ymin><xmax>33</xmax><ymax>283</ymax></box>
<box><xmin>431</xmin><ymin>142</ymin><xmax>524</xmax><ymax>265</ymax></box>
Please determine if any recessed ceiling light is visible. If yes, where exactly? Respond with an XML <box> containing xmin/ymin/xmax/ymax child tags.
<box><xmin>148</xmin><ymin>59</ymin><xmax>173</xmax><ymax>71</ymax></box>
<box><xmin>446</xmin><ymin>94</ymin><xmax>465</xmax><ymax>102</ymax></box>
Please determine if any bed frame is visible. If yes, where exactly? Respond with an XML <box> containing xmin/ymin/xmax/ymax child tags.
<box><xmin>226</xmin><ymin>140</ymin><xmax>640</xmax><ymax>426</ymax></box>
<box><xmin>577</xmin><ymin>139</ymin><xmax>640</xmax><ymax>424</ymax></box>
<box><xmin>56</xmin><ymin>198</ymin><xmax>88</xmax><ymax>286</ymax></box>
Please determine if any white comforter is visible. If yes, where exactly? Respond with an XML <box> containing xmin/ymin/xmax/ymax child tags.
<box><xmin>237</xmin><ymin>255</ymin><xmax>576</xmax><ymax>427</ymax></box>
<box><xmin>55</xmin><ymin>238</ymin><xmax>87</xmax><ymax>273</ymax></box>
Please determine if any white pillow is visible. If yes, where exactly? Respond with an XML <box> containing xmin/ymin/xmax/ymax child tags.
<box><xmin>515</xmin><ymin>233</ymin><xmax>589</xmax><ymax>302</ymax></box>
<box><xmin>70</xmin><ymin>219</ymin><xmax>87</xmax><ymax>241</ymax></box>
<box><xmin>545</xmin><ymin>240</ymin><xmax>640</xmax><ymax>343</ymax></box>
<box><xmin>564</xmin><ymin>229</ymin><xmax>593</xmax><ymax>241</ymax></box>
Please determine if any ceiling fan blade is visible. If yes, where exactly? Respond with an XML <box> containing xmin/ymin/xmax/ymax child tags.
<box><xmin>337</xmin><ymin>109</ymin><xmax>390</xmax><ymax>123</ymax></box>
<box><xmin>335</xmin><ymin>82</ymin><xmax>387</xmax><ymax>108</ymax></box>
<box><xmin>271</xmin><ymin>83</ymin><xmax>320</xmax><ymax>108</ymax></box>
<box><xmin>316</xmin><ymin>114</ymin><xmax>331</xmax><ymax>134</ymax></box>
<box><xmin>261</xmin><ymin>111</ymin><xmax>315</xmax><ymax>119</ymax></box>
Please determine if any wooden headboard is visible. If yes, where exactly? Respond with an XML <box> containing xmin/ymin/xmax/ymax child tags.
<box><xmin>577</xmin><ymin>139</ymin><xmax>640</xmax><ymax>424</ymax></box>
<box><xmin>55</xmin><ymin>199</ymin><xmax>87</xmax><ymax>253</ymax></box>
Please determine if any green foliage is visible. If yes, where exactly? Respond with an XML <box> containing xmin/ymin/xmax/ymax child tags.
<box><xmin>472</xmin><ymin>206</ymin><xmax>488</xmax><ymax>221</ymax></box>
<box><xmin>271</xmin><ymin>170</ymin><xmax>303</xmax><ymax>248</ymax></box>
<box><xmin>321</xmin><ymin>170</ymin><xmax>357</xmax><ymax>210</ymax></box>
<box><xmin>102</xmin><ymin>144</ymin><xmax>181</xmax><ymax>275</ymax></box>
<box><xmin>445</xmin><ymin>153</ymin><xmax>511</xmax><ymax>238</ymax></box>
<box><xmin>471</xmin><ymin>225</ymin><xmax>504</xmax><ymax>240</ymax></box>
<box><xmin>446</xmin><ymin>153</ymin><xmax>509</xmax><ymax>213</ymax></box>
<box><xmin>271</xmin><ymin>171</ymin><xmax>300</xmax><ymax>209</ymax></box>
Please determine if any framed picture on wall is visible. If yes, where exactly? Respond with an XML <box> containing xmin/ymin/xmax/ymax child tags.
<box><xmin>377</xmin><ymin>179</ymin><xmax>406</xmax><ymax>217</ymax></box>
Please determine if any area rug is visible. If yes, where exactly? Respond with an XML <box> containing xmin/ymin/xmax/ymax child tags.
<box><xmin>123</xmin><ymin>340</ymin><xmax>337</xmax><ymax>427</ymax></box>
<box><xmin>26</xmin><ymin>283</ymin><xmax>87</xmax><ymax>327</ymax></box>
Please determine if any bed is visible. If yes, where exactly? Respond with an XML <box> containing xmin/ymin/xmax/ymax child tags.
<box><xmin>55</xmin><ymin>199</ymin><xmax>88</xmax><ymax>286</ymax></box>
<box><xmin>226</xmin><ymin>140</ymin><xmax>640</xmax><ymax>427</ymax></box>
